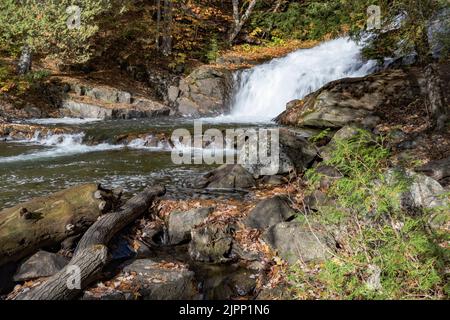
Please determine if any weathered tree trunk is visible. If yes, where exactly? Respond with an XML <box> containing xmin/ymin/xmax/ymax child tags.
<box><xmin>0</xmin><ymin>184</ymin><xmax>112</xmax><ymax>267</ymax></box>
<box><xmin>161</xmin><ymin>0</ymin><xmax>173</xmax><ymax>56</ymax></box>
<box><xmin>14</xmin><ymin>185</ymin><xmax>166</xmax><ymax>300</ymax></box>
<box><xmin>424</xmin><ymin>63</ymin><xmax>448</xmax><ymax>132</ymax></box>
<box><xmin>16</xmin><ymin>45</ymin><xmax>32</xmax><ymax>75</ymax></box>
<box><xmin>229</xmin><ymin>0</ymin><xmax>258</xmax><ymax>44</ymax></box>
<box><xmin>155</xmin><ymin>0</ymin><xmax>161</xmax><ymax>50</ymax></box>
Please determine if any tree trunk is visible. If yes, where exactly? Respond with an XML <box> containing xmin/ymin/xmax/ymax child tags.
<box><xmin>14</xmin><ymin>185</ymin><xmax>166</xmax><ymax>300</ymax></box>
<box><xmin>155</xmin><ymin>0</ymin><xmax>161</xmax><ymax>50</ymax></box>
<box><xmin>16</xmin><ymin>45</ymin><xmax>32</xmax><ymax>75</ymax></box>
<box><xmin>229</xmin><ymin>0</ymin><xmax>258</xmax><ymax>44</ymax></box>
<box><xmin>425</xmin><ymin>63</ymin><xmax>448</xmax><ymax>132</ymax></box>
<box><xmin>161</xmin><ymin>0</ymin><xmax>173</xmax><ymax>56</ymax></box>
<box><xmin>0</xmin><ymin>184</ymin><xmax>112</xmax><ymax>267</ymax></box>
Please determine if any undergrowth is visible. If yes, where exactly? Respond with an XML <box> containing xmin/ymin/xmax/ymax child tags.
<box><xmin>288</xmin><ymin>129</ymin><xmax>449</xmax><ymax>299</ymax></box>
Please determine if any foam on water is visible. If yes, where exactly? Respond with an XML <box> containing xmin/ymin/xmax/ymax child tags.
<box><xmin>0</xmin><ymin>132</ymin><xmax>122</xmax><ymax>163</ymax></box>
<box><xmin>25</xmin><ymin>117</ymin><xmax>101</xmax><ymax>125</ymax></box>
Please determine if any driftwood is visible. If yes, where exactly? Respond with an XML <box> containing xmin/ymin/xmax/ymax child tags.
<box><xmin>15</xmin><ymin>185</ymin><xmax>166</xmax><ymax>300</ymax></box>
<box><xmin>0</xmin><ymin>184</ymin><xmax>112</xmax><ymax>267</ymax></box>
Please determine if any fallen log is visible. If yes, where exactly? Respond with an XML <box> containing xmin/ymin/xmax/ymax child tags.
<box><xmin>0</xmin><ymin>184</ymin><xmax>113</xmax><ymax>267</ymax></box>
<box><xmin>15</xmin><ymin>185</ymin><xmax>166</xmax><ymax>300</ymax></box>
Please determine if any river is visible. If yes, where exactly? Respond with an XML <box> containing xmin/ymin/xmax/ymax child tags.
<box><xmin>0</xmin><ymin>37</ymin><xmax>376</xmax><ymax>209</ymax></box>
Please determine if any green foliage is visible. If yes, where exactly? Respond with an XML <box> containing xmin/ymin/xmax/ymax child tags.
<box><xmin>250</xmin><ymin>1</ymin><xmax>358</xmax><ymax>42</ymax></box>
<box><xmin>289</xmin><ymin>130</ymin><xmax>449</xmax><ymax>299</ymax></box>
<box><xmin>0</xmin><ymin>61</ymin><xmax>50</xmax><ymax>94</ymax></box>
<box><xmin>0</xmin><ymin>0</ymin><xmax>128</xmax><ymax>63</ymax></box>
<box><xmin>205</xmin><ymin>36</ymin><xmax>220</xmax><ymax>63</ymax></box>
<box><xmin>309</xmin><ymin>128</ymin><xmax>331</xmax><ymax>143</ymax></box>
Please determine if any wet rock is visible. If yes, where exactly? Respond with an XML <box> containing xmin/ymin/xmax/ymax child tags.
<box><xmin>263</xmin><ymin>221</ymin><xmax>335</xmax><ymax>265</ymax></box>
<box><xmin>168</xmin><ymin>207</ymin><xmax>214</xmax><ymax>245</ymax></box>
<box><xmin>276</xmin><ymin>69</ymin><xmax>421</xmax><ymax>128</ymax></box>
<box><xmin>13</xmin><ymin>251</ymin><xmax>69</xmax><ymax>282</ymax></box>
<box><xmin>122</xmin><ymin>259</ymin><xmax>198</xmax><ymax>300</ymax></box>
<box><xmin>0</xmin><ymin>123</ymin><xmax>73</xmax><ymax>140</ymax></box>
<box><xmin>198</xmin><ymin>164</ymin><xmax>256</xmax><ymax>189</ymax></box>
<box><xmin>189</xmin><ymin>224</ymin><xmax>234</xmax><ymax>263</ymax></box>
<box><xmin>197</xmin><ymin>265</ymin><xmax>257</xmax><ymax>299</ymax></box>
<box><xmin>244</xmin><ymin>196</ymin><xmax>296</xmax><ymax>230</ymax></box>
<box><xmin>175</xmin><ymin>66</ymin><xmax>233</xmax><ymax>116</ymax></box>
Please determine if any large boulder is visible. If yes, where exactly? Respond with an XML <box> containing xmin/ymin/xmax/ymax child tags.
<box><xmin>13</xmin><ymin>250</ymin><xmax>69</xmax><ymax>282</ymax></box>
<box><xmin>400</xmin><ymin>171</ymin><xmax>448</xmax><ymax>213</ymax></box>
<box><xmin>276</xmin><ymin>69</ymin><xmax>422</xmax><ymax>129</ymax></box>
<box><xmin>244</xmin><ymin>196</ymin><xmax>296</xmax><ymax>230</ymax></box>
<box><xmin>241</xmin><ymin>127</ymin><xmax>317</xmax><ymax>178</ymax></box>
<box><xmin>197</xmin><ymin>164</ymin><xmax>256</xmax><ymax>189</ymax></box>
<box><xmin>87</xmin><ymin>259</ymin><xmax>198</xmax><ymax>300</ymax></box>
<box><xmin>122</xmin><ymin>259</ymin><xmax>197</xmax><ymax>300</ymax></box>
<box><xmin>189</xmin><ymin>223</ymin><xmax>234</xmax><ymax>263</ymax></box>
<box><xmin>61</xmin><ymin>99</ymin><xmax>170</xmax><ymax>120</ymax></box>
<box><xmin>263</xmin><ymin>221</ymin><xmax>335</xmax><ymax>265</ymax></box>
<box><xmin>168</xmin><ymin>207</ymin><xmax>214</xmax><ymax>245</ymax></box>
<box><xmin>319</xmin><ymin>125</ymin><xmax>364</xmax><ymax>161</ymax></box>
<box><xmin>69</xmin><ymin>83</ymin><xmax>132</xmax><ymax>104</ymax></box>
<box><xmin>174</xmin><ymin>66</ymin><xmax>233</xmax><ymax>116</ymax></box>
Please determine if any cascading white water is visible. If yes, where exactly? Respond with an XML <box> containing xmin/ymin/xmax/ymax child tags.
<box><xmin>1</xmin><ymin>132</ymin><xmax>123</xmax><ymax>163</ymax></box>
<box><xmin>211</xmin><ymin>37</ymin><xmax>377</xmax><ymax>123</ymax></box>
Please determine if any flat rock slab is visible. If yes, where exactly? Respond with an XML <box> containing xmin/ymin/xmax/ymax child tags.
<box><xmin>14</xmin><ymin>250</ymin><xmax>69</xmax><ymax>282</ymax></box>
<box><xmin>263</xmin><ymin>221</ymin><xmax>335</xmax><ymax>265</ymax></box>
<box><xmin>244</xmin><ymin>196</ymin><xmax>296</xmax><ymax>230</ymax></box>
<box><xmin>121</xmin><ymin>259</ymin><xmax>198</xmax><ymax>300</ymax></box>
<box><xmin>61</xmin><ymin>99</ymin><xmax>170</xmax><ymax>120</ymax></box>
<box><xmin>199</xmin><ymin>164</ymin><xmax>256</xmax><ymax>189</ymax></box>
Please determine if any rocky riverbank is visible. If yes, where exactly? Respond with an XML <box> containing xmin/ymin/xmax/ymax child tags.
<box><xmin>1</xmin><ymin>44</ymin><xmax>449</xmax><ymax>300</ymax></box>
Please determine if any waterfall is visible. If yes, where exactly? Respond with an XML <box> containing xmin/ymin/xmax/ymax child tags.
<box><xmin>212</xmin><ymin>37</ymin><xmax>377</xmax><ymax>123</ymax></box>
